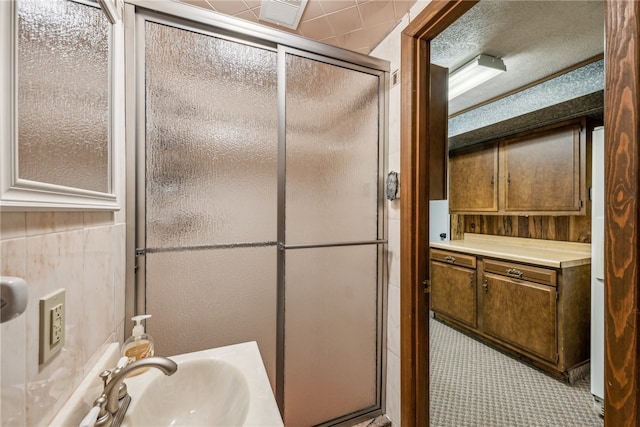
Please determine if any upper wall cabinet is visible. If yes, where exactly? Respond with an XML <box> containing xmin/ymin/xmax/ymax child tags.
<box><xmin>449</xmin><ymin>142</ymin><xmax>499</xmax><ymax>212</ymax></box>
<box><xmin>449</xmin><ymin>118</ymin><xmax>590</xmax><ymax>216</ymax></box>
<box><xmin>0</xmin><ymin>0</ymin><xmax>124</xmax><ymax>211</ymax></box>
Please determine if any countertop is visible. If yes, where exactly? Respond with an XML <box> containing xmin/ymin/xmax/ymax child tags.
<box><xmin>429</xmin><ymin>233</ymin><xmax>591</xmax><ymax>268</ymax></box>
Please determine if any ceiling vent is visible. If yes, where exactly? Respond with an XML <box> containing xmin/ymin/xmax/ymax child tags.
<box><xmin>259</xmin><ymin>0</ymin><xmax>308</xmax><ymax>30</ymax></box>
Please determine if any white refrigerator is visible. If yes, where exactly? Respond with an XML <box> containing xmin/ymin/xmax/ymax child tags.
<box><xmin>590</xmin><ymin>126</ymin><xmax>605</xmax><ymax>415</ymax></box>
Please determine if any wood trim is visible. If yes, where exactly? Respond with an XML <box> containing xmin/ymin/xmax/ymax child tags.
<box><xmin>604</xmin><ymin>0</ymin><xmax>640</xmax><ymax>425</ymax></box>
<box><xmin>399</xmin><ymin>2</ymin><xmax>476</xmax><ymax>426</ymax></box>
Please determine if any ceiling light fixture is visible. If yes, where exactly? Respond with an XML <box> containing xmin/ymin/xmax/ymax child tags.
<box><xmin>259</xmin><ymin>0</ymin><xmax>308</xmax><ymax>30</ymax></box>
<box><xmin>448</xmin><ymin>54</ymin><xmax>506</xmax><ymax>100</ymax></box>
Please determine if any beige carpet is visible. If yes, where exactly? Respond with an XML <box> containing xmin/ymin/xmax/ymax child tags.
<box><xmin>430</xmin><ymin>318</ymin><xmax>604</xmax><ymax>426</ymax></box>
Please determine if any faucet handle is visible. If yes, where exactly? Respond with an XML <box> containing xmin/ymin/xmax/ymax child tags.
<box><xmin>80</xmin><ymin>396</ymin><xmax>109</xmax><ymax>427</ymax></box>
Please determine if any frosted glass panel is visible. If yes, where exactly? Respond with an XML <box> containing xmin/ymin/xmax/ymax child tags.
<box><xmin>145</xmin><ymin>23</ymin><xmax>277</xmax><ymax>248</ymax></box>
<box><xmin>17</xmin><ymin>0</ymin><xmax>110</xmax><ymax>192</ymax></box>
<box><xmin>284</xmin><ymin>246</ymin><xmax>378</xmax><ymax>426</ymax></box>
<box><xmin>285</xmin><ymin>55</ymin><xmax>380</xmax><ymax>244</ymax></box>
<box><xmin>146</xmin><ymin>247</ymin><xmax>277</xmax><ymax>388</ymax></box>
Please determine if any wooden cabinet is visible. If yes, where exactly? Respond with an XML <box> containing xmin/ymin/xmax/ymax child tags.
<box><xmin>429</xmin><ymin>247</ymin><xmax>590</xmax><ymax>381</ymax></box>
<box><xmin>449</xmin><ymin>118</ymin><xmax>589</xmax><ymax>215</ymax></box>
<box><xmin>481</xmin><ymin>272</ymin><xmax>557</xmax><ymax>363</ymax></box>
<box><xmin>504</xmin><ymin>122</ymin><xmax>584</xmax><ymax>213</ymax></box>
<box><xmin>429</xmin><ymin>64</ymin><xmax>448</xmax><ymax>200</ymax></box>
<box><xmin>430</xmin><ymin>249</ymin><xmax>477</xmax><ymax>328</ymax></box>
<box><xmin>449</xmin><ymin>142</ymin><xmax>498</xmax><ymax>212</ymax></box>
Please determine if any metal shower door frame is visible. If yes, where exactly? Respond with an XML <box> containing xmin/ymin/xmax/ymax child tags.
<box><xmin>124</xmin><ymin>2</ymin><xmax>389</xmax><ymax>425</ymax></box>
<box><xmin>277</xmin><ymin>45</ymin><xmax>388</xmax><ymax>426</ymax></box>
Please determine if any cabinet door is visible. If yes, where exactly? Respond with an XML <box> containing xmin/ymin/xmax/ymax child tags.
<box><xmin>430</xmin><ymin>261</ymin><xmax>477</xmax><ymax>328</ymax></box>
<box><xmin>481</xmin><ymin>272</ymin><xmax>557</xmax><ymax>363</ymax></box>
<box><xmin>504</xmin><ymin>123</ymin><xmax>583</xmax><ymax>213</ymax></box>
<box><xmin>449</xmin><ymin>143</ymin><xmax>498</xmax><ymax>212</ymax></box>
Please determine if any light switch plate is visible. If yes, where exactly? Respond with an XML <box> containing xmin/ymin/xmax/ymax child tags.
<box><xmin>39</xmin><ymin>288</ymin><xmax>65</xmax><ymax>364</ymax></box>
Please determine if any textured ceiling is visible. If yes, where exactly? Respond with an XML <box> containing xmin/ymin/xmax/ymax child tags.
<box><xmin>431</xmin><ymin>1</ymin><xmax>605</xmax><ymax>115</ymax></box>
<box><xmin>179</xmin><ymin>0</ymin><xmax>416</xmax><ymax>55</ymax></box>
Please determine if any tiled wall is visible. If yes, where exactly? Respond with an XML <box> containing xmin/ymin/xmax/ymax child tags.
<box><xmin>0</xmin><ymin>211</ymin><xmax>126</xmax><ymax>426</ymax></box>
<box><xmin>372</xmin><ymin>2</ymin><xmax>431</xmax><ymax>426</ymax></box>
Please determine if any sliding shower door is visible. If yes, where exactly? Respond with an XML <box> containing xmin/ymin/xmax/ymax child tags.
<box><xmin>141</xmin><ymin>18</ymin><xmax>279</xmax><ymax>384</ymax></box>
<box><xmin>281</xmin><ymin>50</ymin><xmax>384</xmax><ymax>426</ymax></box>
<box><xmin>134</xmin><ymin>7</ymin><xmax>386</xmax><ymax>426</ymax></box>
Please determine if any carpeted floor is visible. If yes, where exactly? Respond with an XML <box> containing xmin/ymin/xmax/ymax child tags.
<box><xmin>430</xmin><ymin>317</ymin><xmax>604</xmax><ymax>427</ymax></box>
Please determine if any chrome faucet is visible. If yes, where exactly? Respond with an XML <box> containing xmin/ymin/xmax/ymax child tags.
<box><xmin>81</xmin><ymin>357</ymin><xmax>178</xmax><ymax>427</ymax></box>
<box><xmin>102</xmin><ymin>357</ymin><xmax>178</xmax><ymax>414</ymax></box>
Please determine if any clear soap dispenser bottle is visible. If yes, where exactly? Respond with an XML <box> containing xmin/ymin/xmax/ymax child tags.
<box><xmin>122</xmin><ymin>314</ymin><xmax>154</xmax><ymax>364</ymax></box>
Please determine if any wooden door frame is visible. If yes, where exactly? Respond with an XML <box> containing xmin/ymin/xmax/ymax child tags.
<box><xmin>399</xmin><ymin>1</ymin><xmax>640</xmax><ymax>426</ymax></box>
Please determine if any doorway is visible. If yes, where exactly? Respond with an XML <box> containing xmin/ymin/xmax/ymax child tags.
<box><xmin>400</xmin><ymin>1</ymin><xmax>640</xmax><ymax>426</ymax></box>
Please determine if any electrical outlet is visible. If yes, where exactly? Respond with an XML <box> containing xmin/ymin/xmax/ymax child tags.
<box><xmin>39</xmin><ymin>289</ymin><xmax>65</xmax><ymax>364</ymax></box>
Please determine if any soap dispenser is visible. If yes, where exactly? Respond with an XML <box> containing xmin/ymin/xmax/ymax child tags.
<box><xmin>122</xmin><ymin>314</ymin><xmax>154</xmax><ymax>363</ymax></box>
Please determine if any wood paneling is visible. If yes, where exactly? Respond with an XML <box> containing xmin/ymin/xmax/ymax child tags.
<box><xmin>451</xmin><ymin>214</ymin><xmax>591</xmax><ymax>243</ymax></box>
<box><xmin>604</xmin><ymin>0</ymin><xmax>640</xmax><ymax>425</ymax></box>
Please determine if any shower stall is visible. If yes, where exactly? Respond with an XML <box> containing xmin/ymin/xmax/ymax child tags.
<box><xmin>127</xmin><ymin>2</ymin><xmax>388</xmax><ymax>426</ymax></box>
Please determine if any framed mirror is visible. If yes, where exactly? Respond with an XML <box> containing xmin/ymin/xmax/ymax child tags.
<box><xmin>0</xmin><ymin>0</ymin><xmax>123</xmax><ymax>211</ymax></box>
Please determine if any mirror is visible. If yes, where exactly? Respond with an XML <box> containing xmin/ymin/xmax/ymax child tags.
<box><xmin>0</xmin><ymin>0</ymin><xmax>123</xmax><ymax>211</ymax></box>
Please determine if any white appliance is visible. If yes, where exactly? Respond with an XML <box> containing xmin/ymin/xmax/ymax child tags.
<box><xmin>590</xmin><ymin>126</ymin><xmax>605</xmax><ymax>416</ymax></box>
<box><xmin>429</xmin><ymin>200</ymin><xmax>450</xmax><ymax>242</ymax></box>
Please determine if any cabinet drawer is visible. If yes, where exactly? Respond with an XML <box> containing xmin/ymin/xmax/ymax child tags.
<box><xmin>482</xmin><ymin>259</ymin><xmax>557</xmax><ymax>287</ymax></box>
<box><xmin>430</xmin><ymin>249</ymin><xmax>476</xmax><ymax>268</ymax></box>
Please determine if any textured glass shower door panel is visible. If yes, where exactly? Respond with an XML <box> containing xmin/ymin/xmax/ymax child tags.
<box><xmin>143</xmin><ymin>20</ymin><xmax>278</xmax><ymax>387</ymax></box>
<box><xmin>145</xmin><ymin>247</ymin><xmax>277</xmax><ymax>387</ymax></box>
<box><xmin>285</xmin><ymin>54</ymin><xmax>380</xmax><ymax>245</ymax></box>
<box><xmin>284</xmin><ymin>246</ymin><xmax>378</xmax><ymax>426</ymax></box>
<box><xmin>145</xmin><ymin>22</ymin><xmax>278</xmax><ymax>248</ymax></box>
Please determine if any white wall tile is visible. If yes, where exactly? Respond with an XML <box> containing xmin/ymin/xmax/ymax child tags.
<box><xmin>387</xmin><ymin>219</ymin><xmax>400</xmax><ymax>287</ymax></box>
<box><xmin>386</xmin><ymin>283</ymin><xmax>400</xmax><ymax>357</ymax></box>
<box><xmin>385</xmin><ymin>350</ymin><xmax>401</xmax><ymax>427</ymax></box>
<box><xmin>25</xmin><ymin>212</ymin><xmax>83</xmax><ymax>237</ymax></box>
<box><xmin>81</xmin><ymin>226</ymin><xmax>116</xmax><ymax>363</ymax></box>
<box><xmin>1</xmin><ymin>213</ymin><xmax>26</xmax><ymax>240</ymax></box>
<box><xmin>24</xmin><ymin>231</ymin><xmax>85</xmax><ymax>426</ymax></box>
<box><xmin>113</xmin><ymin>224</ymin><xmax>126</xmax><ymax>344</ymax></box>
<box><xmin>1</xmin><ymin>239</ymin><xmax>28</xmax><ymax>427</ymax></box>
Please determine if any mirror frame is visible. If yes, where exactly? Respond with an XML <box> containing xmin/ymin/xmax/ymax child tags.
<box><xmin>0</xmin><ymin>0</ymin><xmax>124</xmax><ymax>211</ymax></box>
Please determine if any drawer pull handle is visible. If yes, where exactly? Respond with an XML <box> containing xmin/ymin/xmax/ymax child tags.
<box><xmin>483</xmin><ymin>278</ymin><xmax>488</xmax><ymax>292</ymax></box>
<box><xmin>444</xmin><ymin>256</ymin><xmax>456</xmax><ymax>263</ymax></box>
<box><xmin>506</xmin><ymin>268</ymin><xmax>524</xmax><ymax>278</ymax></box>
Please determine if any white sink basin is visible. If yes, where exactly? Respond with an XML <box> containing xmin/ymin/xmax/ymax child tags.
<box><xmin>125</xmin><ymin>359</ymin><xmax>250</xmax><ymax>426</ymax></box>
<box><xmin>122</xmin><ymin>342</ymin><xmax>283</xmax><ymax>427</ymax></box>
<box><xmin>50</xmin><ymin>341</ymin><xmax>283</xmax><ymax>427</ymax></box>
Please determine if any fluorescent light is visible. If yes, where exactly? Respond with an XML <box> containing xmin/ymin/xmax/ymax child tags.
<box><xmin>448</xmin><ymin>54</ymin><xmax>506</xmax><ymax>100</ymax></box>
<box><xmin>259</xmin><ymin>0</ymin><xmax>308</xmax><ymax>30</ymax></box>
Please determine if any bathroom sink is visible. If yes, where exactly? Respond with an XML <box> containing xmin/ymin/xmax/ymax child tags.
<box><xmin>50</xmin><ymin>341</ymin><xmax>283</xmax><ymax>427</ymax></box>
<box><xmin>121</xmin><ymin>341</ymin><xmax>283</xmax><ymax>427</ymax></box>
<box><xmin>124</xmin><ymin>359</ymin><xmax>250</xmax><ymax>426</ymax></box>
